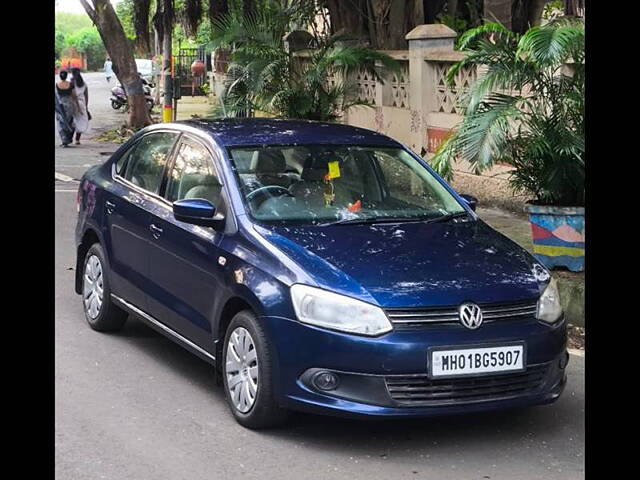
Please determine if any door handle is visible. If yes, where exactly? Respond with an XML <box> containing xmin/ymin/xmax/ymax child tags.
<box><xmin>105</xmin><ymin>200</ymin><xmax>115</xmax><ymax>214</ymax></box>
<box><xmin>149</xmin><ymin>223</ymin><xmax>163</xmax><ymax>239</ymax></box>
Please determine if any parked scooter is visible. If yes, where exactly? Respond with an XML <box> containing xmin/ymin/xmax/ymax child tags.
<box><xmin>110</xmin><ymin>77</ymin><xmax>155</xmax><ymax>112</ymax></box>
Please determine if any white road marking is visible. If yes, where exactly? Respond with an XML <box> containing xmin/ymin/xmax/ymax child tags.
<box><xmin>55</xmin><ymin>189</ymin><xmax>77</xmax><ymax>193</ymax></box>
<box><xmin>55</xmin><ymin>164</ymin><xmax>99</xmax><ymax>168</ymax></box>
<box><xmin>568</xmin><ymin>348</ymin><xmax>584</xmax><ymax>357</ymax></box>
<box><xmin>55</xmin><ymin>172</ymin><xmax>76</xmax><ymax>182</ymax></box>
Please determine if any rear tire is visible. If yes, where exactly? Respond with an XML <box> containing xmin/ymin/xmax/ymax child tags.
<box><xmin>81</xmin><ymin>243</ymin><xmax>127</xmax><ymax>332</ymax></box>
<box><xmin>222</xmin><ymin>310</ymin><xmax>288</xmax><ymax>429</ymax></box>
<box><xmin>111</xmin><ymin>100</ymin><xmax>122</xmax><ymax>110</ymax></box>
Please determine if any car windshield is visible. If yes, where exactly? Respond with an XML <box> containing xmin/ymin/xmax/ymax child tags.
<box><xmin>227</xmin><ymin>145</ymin><xmax>468</xmax><ymax>226</ymax></box>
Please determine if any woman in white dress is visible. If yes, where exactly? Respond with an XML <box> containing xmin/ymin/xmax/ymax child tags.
<box><xmin>70</xmin><ymin>68</ymin><xmax>90</xmax><ymax>145</ymax></box>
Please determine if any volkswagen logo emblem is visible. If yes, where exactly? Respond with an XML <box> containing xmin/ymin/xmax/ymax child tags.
<box><xmin>459</xmin><ymin>303</ymin><xmax>483</xmax><ymax>329</ymax></box>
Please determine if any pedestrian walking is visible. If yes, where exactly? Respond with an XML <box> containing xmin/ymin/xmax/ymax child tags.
<box><xmin>70</xmin><ymin>67</ymin><xmax>90</xmax><ymax>145</ymax></box>
<box><xmin>54</xmin><ymin>70</ymin><xmax>76</xmax><ymax>148</ymax></box>
<box><xmin>104</xmin><ymin>57</ymin><xmax>113</xmax><ymax>83</ymax></box>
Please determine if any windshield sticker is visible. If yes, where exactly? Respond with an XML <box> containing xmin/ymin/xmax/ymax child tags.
<box><xmin>327</xmin><ymin>161</ymin><xmax>341</xmax><ymax>179</ymax></box>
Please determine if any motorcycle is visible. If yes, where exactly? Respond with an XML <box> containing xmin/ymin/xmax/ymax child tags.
<box><xmin>110</xmin><ymin>78</ymin><xmax>155</xmax><ymax>112</ymax></box>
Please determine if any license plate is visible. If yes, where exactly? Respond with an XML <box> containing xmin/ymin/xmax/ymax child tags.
<box><xmin>428</xmin><ymin>342</ymin><xmax>526</xmax><ymax>379</ymax></box>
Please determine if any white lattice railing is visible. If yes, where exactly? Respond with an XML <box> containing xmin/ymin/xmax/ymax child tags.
<box><xmin>434</xmin><ymin>61</ymin><xmax>477</xmax><ymax>115</ymax></box>
<box><xmin>355</xmin><ymin>68</ymin><xmax>377</xmax><ymax>104</ymax></box>
<box><xmin>385</xmin><ymin>60</ymin><xmax>410</xmax><ymax>109</ymax></box>
<box><xmin>326</xmin><ymin>68</ymin><xmax>341</xmax><ymax>91</ymax></box>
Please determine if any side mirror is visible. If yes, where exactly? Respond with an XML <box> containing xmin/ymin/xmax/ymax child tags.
<box><xmin>173</xmin><ymin>198</ymin><xmax>224</xmax><ymax>228</ymax></box>
<box><xmin>459</xmin><ymin>194</ymin><xmax>478</xmax><ymax>212</ymax></box>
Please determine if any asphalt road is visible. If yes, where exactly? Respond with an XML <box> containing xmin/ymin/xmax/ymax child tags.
<box><xmin>54</xmin><ymin>73</ymin><xmax>585</xmax><ymax>480</ymax></box>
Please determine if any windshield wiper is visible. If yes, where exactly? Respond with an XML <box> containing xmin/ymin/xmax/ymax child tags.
<box><xmin>318</xmin><ymin>216</ymin><xmax>430</xmax><ymax>227</ymax></box>
<box><xmin>317</xmin><ymin>211</ymin><xmax>472</xmax><ymax>227</ymax></box>
<box><xmin>425</xmin><ymin>211</ymin><xmax>472</xmax><ymax>223</ymax></box>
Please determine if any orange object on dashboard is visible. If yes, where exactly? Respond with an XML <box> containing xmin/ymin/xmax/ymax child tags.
<box><xmin>347</xmin><ymin>199</ymin><xmax>362</xmax><ymax>212</ymax></box>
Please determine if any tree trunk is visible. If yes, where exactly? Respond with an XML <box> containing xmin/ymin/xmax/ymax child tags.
<box><xmin>367</xmin><ymin>0</ymin><xmax>409</xmax><ymax>49</ymax></box>
<box><xmin>181</xmin><ymin>0</ymin><xmax>203</xmax><ymax>38</ymax></box>
<box><xmin>526</xmin><ymin>0</ymin><xmax>548</xmax><ymax>28</ymax></box>
<box><xmin>366</xmin><ymin>0</ymin><xmax>422</xmax><ymax>50</ymax></box>
<box><xmin>325</xmin><ymin>0</ymin><xmax>368</xmax><ymax>42</ymax></box>
<box><xmin>447</xmin><ymin>0</ymin><xmax>459</xmax><ymax>16</ymax></box>
<box><xmin>424</xmin><ymin>0</ymin><xmax>447</xmax><ymax>23</ymax></box>
<box><xmin>80</xmin><ymin>0</ymin><xmax>151</xmax><ymax>128</ymax></box>
<box><xmin>413</xmin><ymin>0</ymin><xmax>424</xmax><ymax>26</ymax></box>
<box><xmin>133</xmin><ymin>0</ymin><xmax>152</xmax><ymax>57</ymax></box>
<box><xmin>389</xmin><ymin>0</ymin><xmax>408</xmax><ymax>49</ymax></box>
<box><xmin>483</xmin><ymin>0</ymin><xmax>512</xmax><ymax>30</ymax></box>
<box><xmin>511</xmin><ymin>0</ymin><xmax>549</xmax><ymax>33</ymax></box>
<box><xmin>565</xmin><ymin>0</ymin><xmax>585</xmax><ymax>17</ymax></box>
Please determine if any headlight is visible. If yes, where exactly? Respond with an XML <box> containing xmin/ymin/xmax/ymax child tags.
<box><xmin>537</xmin><ymin>277</ymin><xmax>563</xmax><ymax>323</ymax></box>
<box><xmin>290</xmin><ymin>284</ymin><xmax>393</xmax><ymax>336</ymax></box>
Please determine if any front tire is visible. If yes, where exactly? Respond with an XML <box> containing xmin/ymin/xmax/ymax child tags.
<box><xmin>82</xmin><ymin>243</ymin><xmax>127</xmax><ymax>332</ymax></box>
<box><xmin>222</xmin><ymin>311</ymin><xmax>288</xmax><ymax>429</ymax></box>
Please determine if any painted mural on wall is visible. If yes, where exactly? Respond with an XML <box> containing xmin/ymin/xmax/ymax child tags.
<box><xmin>527</xmin><ymin>206</ymin><xmax>585</xmax><ymax>272</ymax></box>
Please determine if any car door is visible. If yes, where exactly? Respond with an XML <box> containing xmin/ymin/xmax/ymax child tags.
<box><xmin>105</xmin><ymin>130</ymin><xmax>180</xmax><ymax>311</ymax></box>
<box><xmin>145</xmin><ymin>135</ymin><xmax>228</xmax><ymax>351</ymax></box>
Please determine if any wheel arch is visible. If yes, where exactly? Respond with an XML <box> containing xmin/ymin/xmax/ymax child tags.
<box><xmin>215</xmin><ymin>296</ymin><xmax>255</xmax><ymax>369</ymax></box>
<box><xmin>75</xmin><ymin>227</ymin><xmax>103</xmax><ymax>294</ymax></box>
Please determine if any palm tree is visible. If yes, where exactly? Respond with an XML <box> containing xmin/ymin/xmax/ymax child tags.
<box><xmin>432</xmin><ymin>18</ymin><xmax>584</xmax><ymax>206</ymax></box>
<box><xmin>210</xmin><ymin>5</ymin><xmax>398</xmax><ymax>121</ymax></box>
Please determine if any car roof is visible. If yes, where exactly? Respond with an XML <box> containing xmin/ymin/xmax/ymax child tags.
<box><xmin>174</xmin><ymin>118</ymin><xmax>402</xmax><ymax>148</ymax></box>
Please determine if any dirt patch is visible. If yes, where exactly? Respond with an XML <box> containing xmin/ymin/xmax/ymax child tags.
<box><xmin>91</xmin><ymin>117</ymin><xmax>160</xmax><ymax>144</ymax></box>
<box><xmin>553</xmin><ymin>269</ymin><xmax>585</xmax><ymax>285</ymax></box>
<box><xmin>567</xmin><ymin>324</ymin><xmax>585</xmax><ymax>350</ymax></box>
<box><xmin>92</xmin><ymin>126</ymin><xmax>136</xmax><ymax>144</ymax></box>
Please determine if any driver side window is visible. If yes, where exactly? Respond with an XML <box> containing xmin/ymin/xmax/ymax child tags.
<box><xmin>165</xmin><ymin>139</ymin><xmax>222</xmax><ymax>207</ymax></box>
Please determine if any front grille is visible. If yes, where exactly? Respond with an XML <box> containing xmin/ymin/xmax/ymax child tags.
<box><xmin>386</xmin><ymin>301</ymin><xmax>538</xmax><ymax>329</ymax></box>
<box><xmin>385</xmin><ymin>364</ymin><xmax>548</xmax><ymax>406</ymax></box>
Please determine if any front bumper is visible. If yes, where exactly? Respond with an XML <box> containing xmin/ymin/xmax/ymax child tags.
<box><xmin>261</xmin><ymin>315</ymin><xmax>568</xmax><ymax>419</ymax></box>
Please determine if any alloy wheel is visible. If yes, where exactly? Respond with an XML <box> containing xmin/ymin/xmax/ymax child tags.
<box><xmin>225</xmin><ymin>327</ymin><xmax>259</xmax><ymax>413</ymax></box>
<box><xmin>83</xmin><ymin>254</ymin><xmax>104</xmax><ymax>319</ymax></box>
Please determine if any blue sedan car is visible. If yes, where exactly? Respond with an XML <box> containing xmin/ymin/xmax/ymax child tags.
<box><xmin>75</xmin><ymin>119</ymin><xmax>568</xmax><ymax>428</ymax></box>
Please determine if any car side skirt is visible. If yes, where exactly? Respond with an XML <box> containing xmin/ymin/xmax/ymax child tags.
<box><xmin>111</xmin><ymin>294</ymin><xmax>216</xmax><ymax>366</ymax></box>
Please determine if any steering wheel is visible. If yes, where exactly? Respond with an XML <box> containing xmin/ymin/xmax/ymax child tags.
<box><xmin>246</xmin><ymin>185</ymin><xmax>294</xmax><ymax>208</ymax></box>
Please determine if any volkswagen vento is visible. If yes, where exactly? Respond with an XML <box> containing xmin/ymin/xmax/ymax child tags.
<box><xmin>75</xmin><ymin>119</ymin><xmax>568</xmax><ymax>428</ymax></box>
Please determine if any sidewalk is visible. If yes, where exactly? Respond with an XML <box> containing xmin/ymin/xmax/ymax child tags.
<box><xmin>175</xmin><ymin>96</ymin><xmax>212</xmax><ymax>120</ymax></box>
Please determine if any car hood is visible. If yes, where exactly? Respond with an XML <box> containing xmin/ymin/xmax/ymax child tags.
<box><xmin>256</xmin><ymin>220</ymin><xmax>542</xmax><ymax>308</ymax></box>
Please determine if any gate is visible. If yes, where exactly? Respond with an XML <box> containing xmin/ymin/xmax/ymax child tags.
<box><xmin>174</xmin><ymin>44</ymin><xmax>207</xmax><ymax>96</ymax></box>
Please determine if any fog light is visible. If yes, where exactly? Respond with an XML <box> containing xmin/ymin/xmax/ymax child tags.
<box><xmin>312</xmin><ymin>371</ymin><xmax>339</xmax><ymax>391</ymax></box>
<box><xmin>559</xmin><ymin>351</ymin><xmax>570</xmax><ymax>369</ymax></box>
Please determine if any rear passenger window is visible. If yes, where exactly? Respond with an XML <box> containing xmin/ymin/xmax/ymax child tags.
<box><xmin>123</xmin><ymin>132</ymin><xmax>179</xmax><ymax>194</ymax></box>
